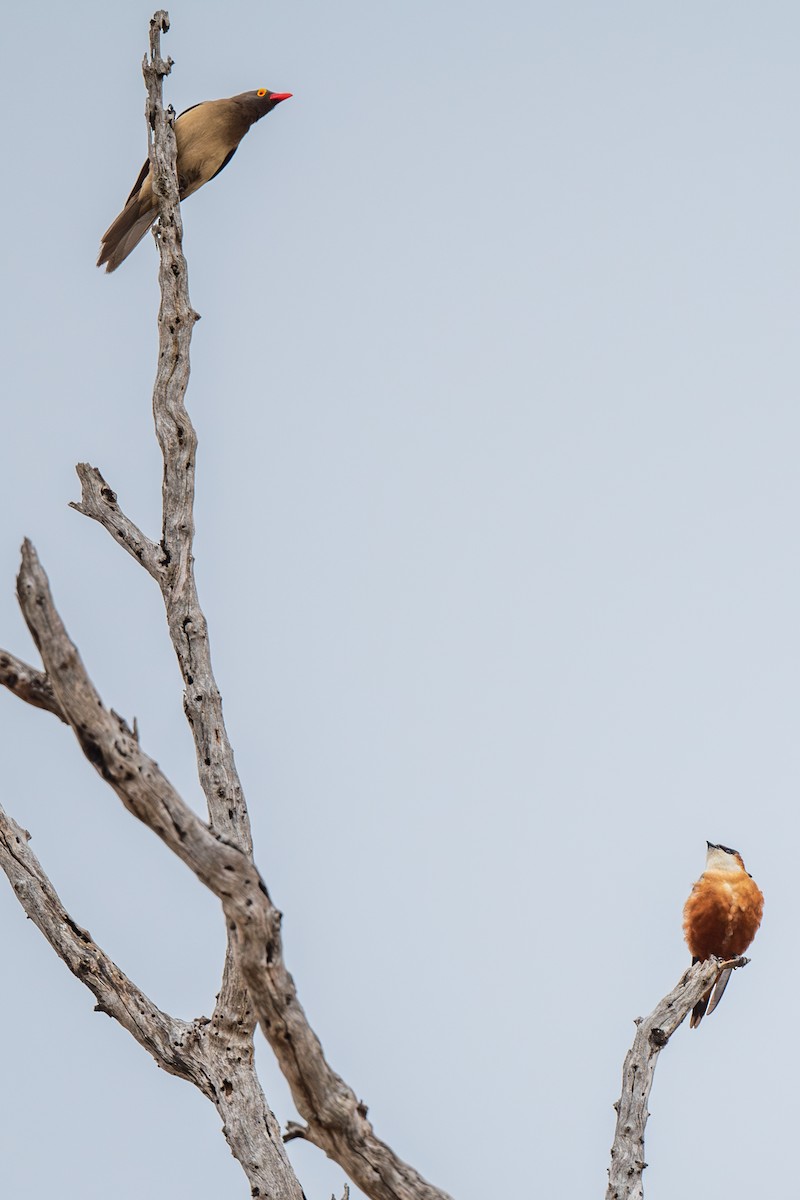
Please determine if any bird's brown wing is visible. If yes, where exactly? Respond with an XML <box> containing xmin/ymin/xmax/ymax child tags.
<box><xmin>125</xmin><ymin>157</ymin><xmax>151</xmax><ymax>205</ymax></box>
<box><xmin>208</xmin><ymin>146</ymin><xmax>238</xmax><ymax>183</ymax></box>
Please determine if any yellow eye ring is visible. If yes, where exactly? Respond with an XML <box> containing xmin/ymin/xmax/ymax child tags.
<box><xmin>257</xmin><ymin>88</ymin><xmax>268</xmax><ymax>97</ymax></box>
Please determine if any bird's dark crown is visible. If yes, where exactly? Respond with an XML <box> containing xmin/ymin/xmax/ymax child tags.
<box><xmin>707</xmin><ymin>840</ymin><xmax>740</xmax><ymax>857</ymax></box>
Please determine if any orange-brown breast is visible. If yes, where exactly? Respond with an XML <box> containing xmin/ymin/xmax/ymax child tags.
<box><xmin>683</xmin><ymin>869</ymin><xmax>764</xmax><ymax>960</ymax></box>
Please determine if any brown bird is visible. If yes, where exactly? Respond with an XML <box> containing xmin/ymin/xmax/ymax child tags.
<box><xmin>97</xmin><ymin>88</ymin><xmax>292</xmax><ymax>272</ymax></box>
<box><xmin>682</xmin><ymin>841</ymin><xmax>763</xmax><ymax>1028</ymax></box>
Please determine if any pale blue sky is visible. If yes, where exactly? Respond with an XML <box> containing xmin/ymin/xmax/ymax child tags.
<box><xmin>2</xmin><ymin>4</ymin><xmax>796</xmax><ymax>1198</ymax></box>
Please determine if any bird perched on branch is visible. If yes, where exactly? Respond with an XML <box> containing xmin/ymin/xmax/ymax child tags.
<box><xmin>97</xmin><ymin>88</ymin><xmax>292</xmax><ymax>272</ymax></box>
<box><xmin>682</xmin><ymin>841</ymin><xmax>763</xmax><ymax>1029</ymax></box>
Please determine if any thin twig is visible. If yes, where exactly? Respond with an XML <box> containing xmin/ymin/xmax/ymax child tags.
<box><xmin>69</xmin><ymin>463</ymin><xmax>164</xmax><ymax>578</ymax></box>
<box><xmin>0</xmin><ymin>649</ymin><xmax>67</xmax><ymax>722</ymax></box>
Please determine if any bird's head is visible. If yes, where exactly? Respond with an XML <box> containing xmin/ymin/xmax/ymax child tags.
<box><xmin>705</xmin><ymin>841</ymin><xmax>747</xmax><ymax>873</ymax></box>
<box><xmin>238</xmin><ymin>88</ymin><xmax>293</xmax><ymax>122</ymax></box>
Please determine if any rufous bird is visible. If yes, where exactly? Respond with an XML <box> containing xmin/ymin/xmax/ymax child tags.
<box><xmin>97</xmin><ymin>88</ymin><xmax>292</xmax><ymax>272</ymax></box>
<box><xmin>682</xmin><ymin>841</ymin><xmax>763</xmax><ymax>1028</ymax></box>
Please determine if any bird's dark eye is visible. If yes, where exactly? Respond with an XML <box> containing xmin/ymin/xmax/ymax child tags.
<box><xmin>257</xmin><ymin>88</ymin><xmax>268</xmax><ymax>97</ymax></box>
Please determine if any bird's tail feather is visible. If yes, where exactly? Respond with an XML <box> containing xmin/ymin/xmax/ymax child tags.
<box><xmin>705</xmin><ymin>967</ymin><xmax>733</xmax><ymax>1018</ymax></box>
<box><xmin>689</xmin><ymin>962</ymin><xmax>734</xmax><ymax>1029</ymax></box>
<box><xmin>690</xmin><ymin>993</ymin><xmax>710</xmax><ymax>1029</ymax></box>
<box><xmin>97</xmin><ymin>200</ymin><xmax>156</xmax><ymax>273</ymax></box>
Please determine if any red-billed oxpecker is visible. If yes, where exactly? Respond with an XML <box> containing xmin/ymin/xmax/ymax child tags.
<box><xmin>683</xmin><ymin>841</ymin><xmax>763</xmax><ymax>1028</ymax></box>
<box><xmin>98</xmin><ymin>88</ymin><xmax>291</xmax><ymax>272</ymax></box>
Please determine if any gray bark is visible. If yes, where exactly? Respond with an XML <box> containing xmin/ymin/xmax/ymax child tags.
<box><xmin>606</xmin><ymin>955</ymin><xmax>750</xmax><ymax>1200</ymax></box>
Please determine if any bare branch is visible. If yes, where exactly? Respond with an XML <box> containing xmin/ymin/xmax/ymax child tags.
<box><xmin>15</xmin><ymin>539</ymin><xmax>260</xmax><ymax>904</ymax></box>
<box><xmin>0</xmin><ymin>648</ymin><xmax>67</xmax><ymax>722</ymax></box>
<box><xmin>606</xmin><ymin>956</ymin><xmax>751</xmax><ymax>1200</ymax></box>
<box><xmin>69</xmin><ymin>463</ymin><xmax>164</xmax><ymax>579</ymax></box>
<box><xmin>0</xmin><ymin>800</ymin><xmax>202</xmax><ymax>1086</ymax></box>
<box><xmin>0</xmin><ymin>792</ymin><xmax>299</xmax><ymax>1197</ymax></box>
<box><xmin>16</xmin><ymin>538</ymin><xmax>453</xmax><ymax>1200</ymax></box>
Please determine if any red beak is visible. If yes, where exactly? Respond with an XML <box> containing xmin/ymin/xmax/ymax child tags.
<box><xmin>271</xmin><ymin>92</ymin><xmax>292</xmax><ymax>104</ymax></box>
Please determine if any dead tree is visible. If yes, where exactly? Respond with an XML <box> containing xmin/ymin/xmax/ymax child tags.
<box><xmin>606</xmin><ymin>954</ymin><xmax>750</xmax><ymax>1200</ymax></box>
<box><xmin>0</xmin><ymin>14</ymin><xmax>453</xmax><ymax>1200</ymax></box>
